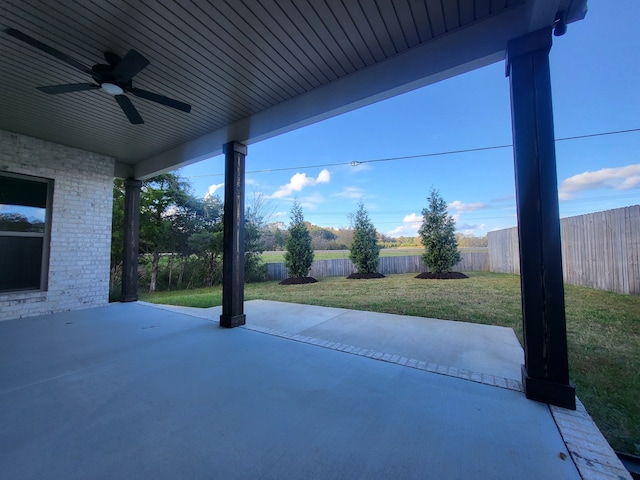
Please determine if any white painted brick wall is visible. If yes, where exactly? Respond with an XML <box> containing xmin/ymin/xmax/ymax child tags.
<box><xmin>0</xmin><ymin>130</ymin><xmax>115</xmax><ymax>321</ymax></box>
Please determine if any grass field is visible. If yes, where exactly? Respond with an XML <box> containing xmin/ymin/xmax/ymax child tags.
<box><xmin>141</xmin><ymin>271</ymin><xmax>640</xmax><ymax>455</ymax></box>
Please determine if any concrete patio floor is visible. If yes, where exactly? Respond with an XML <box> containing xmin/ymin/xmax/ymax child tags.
<box><xmin>0</xmin><ymin>301</ymin><xmax>630</xmax><ymax>479</ymax></box>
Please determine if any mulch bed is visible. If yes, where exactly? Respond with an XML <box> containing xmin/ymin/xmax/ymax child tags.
<box><xmin>415</xmin><ymin>272</ymin><xmax>468</xmax><ymax>280</ymax></box>
<box><xmin>279</xmin><ymin>277</ymin><xmax>318</xmax><ymax>285</ymax></box>
<box><xmin>346</xmin><ymin>272</ymin><xmax>386</xmax><ymax>279</ymax></box>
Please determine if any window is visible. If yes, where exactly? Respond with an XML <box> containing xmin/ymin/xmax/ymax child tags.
<box><xmin>0</xmin><ymin>173</ymin><xmax>53</xmax><ymax>293</ymax></box>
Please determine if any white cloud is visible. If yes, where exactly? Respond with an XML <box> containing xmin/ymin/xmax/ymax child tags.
<box><xmin>403</xmin><ymin>212</ymin><xmax>422</xmax><ymax>224</ymax></box>
<box><xmin>316</xmin><ymin>169</ymin><xmax>330</xmax><ymax>183</ymax></box>
<box><xmin>621</xmin><ymin>176</ymin><xmax>640</xmax><ymax>189</ymax></box>
<box><xmin>448</xmin><ymin>201</ymin><xmax>487</xmax><ymax>236</ymax></box>
<box><xmin>270</xmin><ymin>169</ymin><xmax>331</xmax><ymax>199</ymax></box>
<box><xmin>387</xmin><ymin>212</ymin><xmax>422</xmax><ymax>237</ymax></box>
<box><xmin>332</xmin><ymin>186</ymin><xmax>365</xmax><ymax>199</ymax></box>
<box><xmin>559</xmin><ymin>164</ymin><xmax>640</xmax><ymax>200</ymax></box>
<box><xmin>299</xmin><ymin>193</ymin><xmax>325</xmax><ymax>210</ymax></box>
<box><xmin>457</xmin><ymin>223</ymin><xmax>479</xmax><ymax>230</ymax></box>
<box><xmin>456</xmin><ymin>223</ymin><xmax>486</xmax><ymax>236</ymax></box>
<box><xmin>204</xmin><ymin>183</ymin><xmax>224</xmax><ymax>199</ymax></box>
<box><xmin>448</xmin><ymin>200</ymin><xmax>487</xmax><ymax>213</ymax></box>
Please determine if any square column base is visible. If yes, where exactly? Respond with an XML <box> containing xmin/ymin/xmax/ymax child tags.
<box><xmin>220</xmin><ymin>314</ymin><xmax>246</xmax><ymax>328</ymax></box>
<box><xmin>522</xmin><ymin>365</ymin><xmax>576</xmax><ymax>409</ymax></box>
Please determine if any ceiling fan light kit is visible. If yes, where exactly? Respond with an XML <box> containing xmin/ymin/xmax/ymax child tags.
<box><xmin>100</xmin><ymin>83</ymin><xmax>124</xmax><ymax>96</ymax></box>
<box><xmin>3</xmin><ymin>28</ymin><xmax>192</xmax><ymax>124</ymax></box>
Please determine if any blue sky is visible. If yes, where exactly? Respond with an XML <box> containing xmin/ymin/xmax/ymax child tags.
<box><xmin>180</xmin><ymin>1</ymin><xmax>639</xmax><ymax>238</ymax></box>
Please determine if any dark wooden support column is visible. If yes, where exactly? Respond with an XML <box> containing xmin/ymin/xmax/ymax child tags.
<box><xmin>506</xmin><ymin>28</ymin><xmax>575</xmax><ymax>409</ymax></box>
<box><xmin>121</xmin><ymin>179</ymin><xmax>141</xmax><ymax>302</ymax></box>
<box><xmin>220</xmin><ymin>141</ymin><xmax>247</xmax><ymax>328</ymax></box>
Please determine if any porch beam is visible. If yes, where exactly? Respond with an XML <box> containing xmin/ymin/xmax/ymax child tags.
<box><xmin>220</xmin><ymin>141</ymin><xmax>247</xmax><ymax>328</ymax></box>
<box><xmin>506</xmin><ymin>27</ymin><xmax>575</xmax><ymax>409</ymax></box>
<box><xmin>121</xmin><ymin>179</ymin><xmax>141</xmax><ymax>303</ymax></box>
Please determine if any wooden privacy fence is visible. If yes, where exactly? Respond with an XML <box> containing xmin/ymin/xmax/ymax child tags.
<box><xmin>487</xmin><ymin>228</ymin><xmax>520</xmax><ymax>275</ymax></box>
<box><xmin>487</xmin><ymin>205</ymin><xmax>640</xmax><ymax>295</ymax></box>
<box><xmin>266</xmin><ymin>250</ymin><xmax>489</xmax><ymax>281</ymax></box>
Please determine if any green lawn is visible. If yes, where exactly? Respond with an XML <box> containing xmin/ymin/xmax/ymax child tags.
<box><xmin>141</xmin><ymin>271</ymin><xmax>640</xmax><ymax>455</ymax></box>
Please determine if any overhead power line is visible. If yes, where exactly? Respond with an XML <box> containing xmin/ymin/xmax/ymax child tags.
<box><xmin>184</xmin><ymin>127</ymin><xmax>640</xmax><ymax>178</ymax></box>
<box><xmin>555</xmin><ymin>127</ymin><xmax>640</xmax><ymax>143</ymax></box>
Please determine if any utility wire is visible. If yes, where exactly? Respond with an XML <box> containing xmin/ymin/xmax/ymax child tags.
<box><xmin>555</xmin><ymin>127</ymin><xmax>640</xmax><ymax>143</ymax></box>
<box><xmin>184</xmin><ymin>127</ymin><xmax>640</xmax><ymax>178</ymax></box>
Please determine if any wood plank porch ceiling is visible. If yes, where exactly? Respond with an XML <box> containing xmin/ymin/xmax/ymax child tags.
<box><xmin>0</xmin><ymin>0</ymin><xmax>585</xmax><ymax>178</ymax></box>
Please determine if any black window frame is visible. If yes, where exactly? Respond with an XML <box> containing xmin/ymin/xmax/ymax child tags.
<box><xmin>0</xmin><ymin>172</ymin><xmax>53</xmax><ymax>293</ymax></box>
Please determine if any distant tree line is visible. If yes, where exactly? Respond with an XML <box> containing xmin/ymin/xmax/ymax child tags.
<box><xmin>261</xmin><ymin>222</ymin><xmax>354</xmax><ymax>251</ymax></box>
<box><xmin>454</xmin><ymin>233</ymin><xmax>488</xmax><ymax>248</ymax></box>
<box><xmin>261</xmin><ymin>224</ymin><xmax>489</xmax><ymax>250</ymax></box>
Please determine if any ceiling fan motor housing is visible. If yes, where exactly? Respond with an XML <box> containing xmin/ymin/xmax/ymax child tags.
<box><xmin>91</xmin><ymin>62</ymin><xmax>132</xmax><ymax>89</ymax></box>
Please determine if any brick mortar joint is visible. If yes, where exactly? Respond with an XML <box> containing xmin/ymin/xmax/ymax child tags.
<box><xmin>549</xmin><ymin>403</ymin><xmax>632</xmax><ymax>480</ymax></box>
<box><xmin>0</xmin><ymin>132</ymin><xmax>114</xmax><ymax>322</ymax></box>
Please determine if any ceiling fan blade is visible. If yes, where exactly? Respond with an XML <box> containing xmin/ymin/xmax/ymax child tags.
<box><xmin>4</xmin><ymin>28</ymin><xmax>92</xmax><ymax>75</ymax></box>
<box><xmin>37</xmin><ymin>83</ymin><xmax>99</xmax><ymax>94</ymax></box>
<box><xmin>129</xmin><ymin>88</ymin><xmax>191</xmax><ymax>113</ymax></box>
<box><xmin>115</xmin><ymin>95</ymin><xmax>144</xmax><ymax>124</ymax></box>
<box><xmin>112</xmin><ymin>50</ymin><xmax>149</xmax><ymax>82</ymax></box>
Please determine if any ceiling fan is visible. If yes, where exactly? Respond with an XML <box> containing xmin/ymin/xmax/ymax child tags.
<box><xmin>4</xmin><ymin>28</ymin><xmax>191</xmax><ymax>124</ymax></box>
